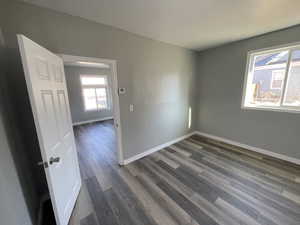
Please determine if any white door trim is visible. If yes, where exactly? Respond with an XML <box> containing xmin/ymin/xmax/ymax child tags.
<box><xmin>60</xmin><ymin>54</ymin><xmax>124</xmax><ymax>165</ymax></box>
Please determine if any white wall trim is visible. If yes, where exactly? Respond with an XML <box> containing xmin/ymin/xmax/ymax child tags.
<box><xmin>123</xmin><ymin>131</ymin><xmax>197</xmax><ymax>165</ymax></box>
<box><xmin>194</xmin><ymin>131</ymin><xmax>300</xmax><ymax>165</ymax></box>
<box><xmin>72</xmin><ymin>117</ymin><xmax>113</xmax><ymax>126</ymax></box>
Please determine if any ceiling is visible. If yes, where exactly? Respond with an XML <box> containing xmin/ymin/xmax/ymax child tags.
<box><xmin>23</xmin><ymin>0</ymin><xmax>300</xmax><ymax>50</ymax></box>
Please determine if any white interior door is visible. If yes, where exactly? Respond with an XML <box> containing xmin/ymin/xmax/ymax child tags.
<box><xmin>18</xmin><ymin>35</ymin><xmax>81</xmax><ymax>225</ymax></box>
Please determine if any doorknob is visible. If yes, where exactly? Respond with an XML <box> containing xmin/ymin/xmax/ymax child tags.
<box><xmin>49</xmin><ymin>157</ymin><xmax>60</xmax><ymax>165</ymax></box>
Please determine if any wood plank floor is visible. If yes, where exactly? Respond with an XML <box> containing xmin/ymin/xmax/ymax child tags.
<box><xmin>69</xmin><ymin>120</ymin><xmax>300</xmax><ymax>225</ymax></box>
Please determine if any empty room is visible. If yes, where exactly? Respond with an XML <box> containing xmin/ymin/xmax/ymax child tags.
<box><xmin>0</xmin><ymin>1</ymin><xmax>299</xmax><ymax>225</ymax></box>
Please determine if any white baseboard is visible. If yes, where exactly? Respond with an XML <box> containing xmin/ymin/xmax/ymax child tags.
<box><xmin>123</xmin><ymin>131</ymin><xmax>197</xmax><ymax>165</ymax></box>
<box><xmin>194</xmin><ymin>131</ymin><xmax>300</xmax><ymax>165</ymax></box>
<box><xmin>72</xmin><ymin>117</ymin><xmax>113</xmax><ymax>126</ymax></box>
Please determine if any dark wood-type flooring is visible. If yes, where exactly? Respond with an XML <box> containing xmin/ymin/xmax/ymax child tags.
<box><xmin>69</xmin><ymin>120</ymin><xmax>300</xmax><ymax>225</ymax></box>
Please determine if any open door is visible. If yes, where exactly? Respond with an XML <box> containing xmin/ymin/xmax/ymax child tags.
<box><xmin>18</xmin><ymin>35</ymin><xmax>81</xmax><ymax>225</ymax></box>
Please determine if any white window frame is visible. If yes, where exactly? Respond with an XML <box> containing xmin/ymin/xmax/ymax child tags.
<box><xmin>80</xmin><ymin>74</ymin><xmax>110</xmax><ymax>111</ymax></box>
<box><xmin>242</xmin><ymin>42</ymin><xmax>300</xmax><ymax>113</ymax></box>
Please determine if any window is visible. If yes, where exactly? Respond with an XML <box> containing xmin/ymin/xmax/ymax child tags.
<box><xmin>242</xmin><ymin>44</ymin><xmax>300</xmax><ymax>112</ymax></box>
<box><xmin>80</xmin><ymin>75</ymin><xmax>109</xmax><ymax>111</ymax></box>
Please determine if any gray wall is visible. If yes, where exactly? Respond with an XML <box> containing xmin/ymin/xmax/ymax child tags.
<box><xmin>195</xmin><ymin>25</ymin><xmax>300</xmax><ymax>160</ymax></box>
<box><xmin>0</xmin><ymin>27</ymin><xmax>36</xmax><ymax>225</ymax></box>
<box><xmin>0</xmin><ymin>98</ymin><xmax>33</xmax><ymax>225</ymax></box>
<box><xmin>64</xmin><ymin>66</ymin><xmax>113</xmax><ymax>124</ymax></box>
<box><xmin>2</xmin><ymin>1</ymin><xmax>197</xmax><ymax>160</ymax></box>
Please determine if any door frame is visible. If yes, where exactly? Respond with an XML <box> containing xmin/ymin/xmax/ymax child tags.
<box><xmin>59</xmin><ymin>54</ymin><xmax>124</xmax><ymax>165</ymax></box>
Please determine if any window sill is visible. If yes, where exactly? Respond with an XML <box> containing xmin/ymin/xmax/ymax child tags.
<box><xmin>241</xmin><ymin>105</ymin><xmax>300</xmax><ymax>114</ymax></box>
<box><xmin>85</xmin><ymin>108</ymin><xmax>110</xmax><ymax>112</ymax></box>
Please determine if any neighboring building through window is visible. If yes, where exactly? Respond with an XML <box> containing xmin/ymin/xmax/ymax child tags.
<box><xmin>80</xmin><ymin>75</ymin><xmax>109</xmax><ymax>111</ymax></box>
<box><xmin>271</xmin><ymin>70</ymin><xmax>285</xmax><ymax>90</ymax></box>
<box><xmin>242</xmin><ymin>43</ymin><xmax>300</xmax><ymax>112</ymax></box>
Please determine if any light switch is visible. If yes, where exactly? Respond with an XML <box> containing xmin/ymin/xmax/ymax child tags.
<box><xmin>129</xmin><ymin>104</ymin><xmax>134</xmax><ymax>112</ymax></box>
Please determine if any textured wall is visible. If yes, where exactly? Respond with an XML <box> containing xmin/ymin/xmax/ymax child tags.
<box><xmin>195</xmin><ymin>25</ymin><xmax>300</xmax><ymax>160</ymax></box>
<box><xmin>64</xmin><ymin>66</ymin><xmax>113</xmax><ymax>124</ymax></box>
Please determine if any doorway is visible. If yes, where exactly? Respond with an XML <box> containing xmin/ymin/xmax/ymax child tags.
<box><xmin>60</xmin><ymin>55</ymin><xmax>124</xmax><ymax>165</ymax></box>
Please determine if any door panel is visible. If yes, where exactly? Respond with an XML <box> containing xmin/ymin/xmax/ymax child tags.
<box><xmin>35</xmin><ymin>57</ymin><xmax>51</xmax><ymax>80</ymax></box>
<box><xmin>57</xmin><ymin>90</ymin><xmax>70</xmax><ymax>136</ymax></box>
<box><xmin>18</xmin><ymin>35</ymin><xmax>81</xmax><ymax>225</ymax></box>
<box><xmin>40</xmin><ymin>90</ymin><xmax>61</xmax><ymax>149</ymax></box>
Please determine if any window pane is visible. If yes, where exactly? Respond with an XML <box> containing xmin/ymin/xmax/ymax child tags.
<box><xmin>96</xmin><ymin>88</ymin><xmax>108</xmax><ymax>109</ymax></box>
<box><xmin>81</xmin><ymin>76</ymin><xmax>106</xmax><ymax>85</ymax></box>
<box><xmin>244</xmin><ymin>50</ymin><xmax>289</xmax><ymax>107</ymax></box>
<box><xmin>283</xmin><ymin>50</ymin><xmax>300</xmax><ymax>106</ymax></box>
<box><xmin>83</xmin><ymin>88</ymin><xmax>97</xmax><ymax>110</ymax></box>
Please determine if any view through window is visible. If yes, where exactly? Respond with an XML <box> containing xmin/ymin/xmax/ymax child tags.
<box><xmin>243</xmin><ymin>45</ymin><xmax>300</xmax><ymax>111</ymax></box>
<box><xmin>80</xmin><ymin>75</ymin><xmax>109</xmax><ymax>111</ymax></box>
